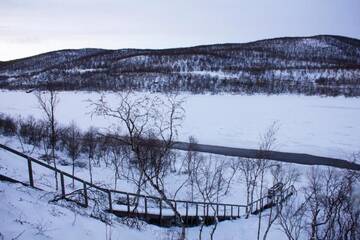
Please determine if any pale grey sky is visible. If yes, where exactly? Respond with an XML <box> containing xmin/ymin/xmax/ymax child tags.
<box><xmin>1</xmin><ymin>0</ymin><xmax>359</xmax><ymax>61</ymax></box>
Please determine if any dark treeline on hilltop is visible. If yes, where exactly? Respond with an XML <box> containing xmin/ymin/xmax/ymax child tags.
<box><xmin>1</xmin><ymin>35</ymin><xmax>360</xmax><ymax>96</ymax></box>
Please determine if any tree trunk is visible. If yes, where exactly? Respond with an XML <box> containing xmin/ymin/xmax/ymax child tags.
<box><xmin>257</xmin><ymin>169</ymin><xmax>265</xmax><ymax>240</ymax></box>
<box><xmin>88</xmin><ymin>157</ymin><xmax>93</xmax><ymax>184</ymax></box>
<box><xmin>72</xmin><ymin>158</ymin><xmax>75</xmax><ymax>188</ymax></box>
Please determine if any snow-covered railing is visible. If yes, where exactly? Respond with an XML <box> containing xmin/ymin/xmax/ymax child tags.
<box><xmin>0</xmin><ymin>143</ymin><xmax>249</xmax><ymax>224</ymax></box>
<box><xmin>247</xmin><ymin>185</ymin><xmax>296</xmax><ymax>215</ymax></box>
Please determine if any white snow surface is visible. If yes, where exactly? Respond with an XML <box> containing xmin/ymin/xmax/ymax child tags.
<box><xmin>0</xmin><ymin>136</ymin><xmax>287</xmax><ymax>240</ymax></box>
<box><xmin>0</xmin><ymin>180</ymin><xmax>284</xmax><ymax>240</ymax></box>
<box><xmin>0</xmin><ymin>90</ymin><xmax>358</xmax><ymax>239</ymax></box>
<box><xmin>300</xmin><ymin>38</ymin><xmax>330</xmax><ymax>48</ymax></box>
<box><xmin>1</xmin><ymin>90</ymin><xmax>359</xmax><ymax>159</ymax></box>
<box><xmin>186</xmin><ymin>71</ymin><xmax>239</xmax><ymax>78</ymax></box>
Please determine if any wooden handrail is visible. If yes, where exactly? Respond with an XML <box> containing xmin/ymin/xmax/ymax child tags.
<box><xmin>247</xmin><ymin>184</ymin><xmax>296</xmax><ymax>215</ymax></box>
<box><xmin>0</xmin><ymin>143</ymin><xmax>108</xmax><ymax>192</ymax></box>
<box><xmin>0</xmin><ymin>143</ymin><xmax>248</xmax><ymax>216</ymax></box>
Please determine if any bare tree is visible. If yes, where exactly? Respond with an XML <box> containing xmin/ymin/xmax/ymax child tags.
<box><xmin>63</xmin><ymin>121</ymin><xmax>82</xmax><ymax>188</ymax></box>
<box><xmin>224</xmin><ymin>157</ymin><xmax>241</xmax><ymax>195</ymax></box>
<box><xmin>277</xmin><ymin>193</ymin><xmax>307</xmax><ymax>240</ymax></box>
<box><xmin>107</xmin><ymin>139</ymin><xmax>127</xmax><ymax>190</ymax></box>
<box><xmin>35</xmin><ymin>87</ymin><xmax>59</xmax><ymax>190</ymax></box>
<box><xmin>256</xmin><ymin>122</ymin><xmax>279</xmax><ymax>240</ymax></box>
<box><xmin>193</xmin><ymin>155</ymin><xmax>229</xmax><ymax>240</ymax></box>
<box><xmin>96</xmin><ymin>135</ymin><xmax>113</xmax><ymax>167</ymax></box>
<box><xmin>180</xmin><ymin>135</ymin><xmax>199</xmax><ymax>201</ymax></box>
<box><xmin>40</xmin><ymin>121</ymin><xmax>52</xmax><ymax>162</ymax></box>
<box><xmin>239</xmin><ymin>122</ymin><xmax>279</xmax><ymax>220</ymax></box>
<box><xmin>82</xmin><ymin>127</ymin><xmax>98</xmax><ymax>184</ymax></box>
<box><xmin>262</xmin><ymin>163</ymin><xmax>300</xmax><ymax>240</ymax></box>
<box><xmin>270</xmin><ymin>155</ymin><xmax>360</xmax><ymax>240</ymax></box>
<box><xmin>0</xmin><ymin>114</ymin><xmax>17</xmax><ymax>136</ymax></box>
<box><xmin>91</xmin><ymin>91</ymin><xmax>187</xmax><ymax>239</ymax></box>
<box><xmin>238</xmin><ymin>156</ymin><xmax>263</xmax><ymax>215</ymax></box>
<box><xmin>15</xmin><ymin>116</ymin><xmax>38</xmax><ymax>155</ymax></box>
<box><xmin>304</xmin><ymin>166</ymin><xmax>359</xmax><ymax>240</ymax></box>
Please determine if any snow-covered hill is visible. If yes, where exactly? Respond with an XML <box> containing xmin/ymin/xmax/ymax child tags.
<box><xmin>1</xmin><ymin>35</ymin><xmax>360</xmax><ymax>96</ymax></box>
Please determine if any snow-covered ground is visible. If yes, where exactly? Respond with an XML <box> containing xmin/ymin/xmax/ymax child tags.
<box><xmin>0</xmin><ymin>181</ymin><xmax>155</xmax><ymax>240</ymax></box>
<box><xmin>1</xmin><ymin>87</ymin><xmax>357</xmax><ymax>239</ymax></box>
<box><xmin>0</xmin><ymin>136</ymin><xmax>257</xmax><ymax>206</ymax></box>
<box><xmin>1</xmin><ymin>90</ymin><xmax>360</xmax><ymax>159</ymax></box>
<box><xmin>0</xmin><ymin>136</ymin><xmax>288</xmax><ymax>240</ymax></box>
<box><xmin>0</xmin><ymin>181</ymin><xmax>285</xmax><ymax>240</ymax></box>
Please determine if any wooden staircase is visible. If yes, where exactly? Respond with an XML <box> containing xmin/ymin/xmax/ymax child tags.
<box><xmin>0</xmin><ymin>143</ymin><xmax>295</xmax><ymax>227</ymax></box>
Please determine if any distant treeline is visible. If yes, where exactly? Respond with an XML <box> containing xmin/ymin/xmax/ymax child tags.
<box><xmin>1</xmin><ymin>71</ymin><xmax>360</xmax><ymax>97</ymax></box>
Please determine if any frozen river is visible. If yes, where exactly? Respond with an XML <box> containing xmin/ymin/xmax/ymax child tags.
<box><xmin>1</xmin><ymin>90</ymin><xmax>360</xmax><ymax>159</ymax></box>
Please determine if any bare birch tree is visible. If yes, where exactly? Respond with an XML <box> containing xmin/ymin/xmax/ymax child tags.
<box><xmin>91</xmin><ymin>91</ymin><xmax>187</xmax><ymax>239</ymax></box>
<box><xmin>35</xmin><ymin>87</ymin><xmax>60</xmax><ymax>190</ymax></box>
<box><xmin>179</xmin><ymin>135</ymin><xmax>199</xmax><ymax>201</ymax></box>
<box><xmin>63</xmin><ymin>121</ymin><xmax>82</xmax><ymax>188</ymax></box>
<box><xmin>256</xmin><ymin>122</ymin><xmax>279</xmax><ymax>240</ymax></box>
<box><xmin>193</xmin><ymin>155</ymin><xmax>229</xmax><ymax>240</ymax></box>
<box><xmin>262</xmin><ymin>164</ymin><xmax>300</xmax><ymax>240</ymax></box>
<box><xmin>304</xmin><ymin>166</ymin><xmax>359</xmax><ymax>240</ymax></box>
<box><xmin>82</xmin><ymin>127</ymin><xmax>98</xmax><ymax>184</ymax></box>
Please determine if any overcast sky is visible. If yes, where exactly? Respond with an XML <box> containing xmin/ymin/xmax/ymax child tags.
<box><xmin>1</xmin><ymin>0</ymin><xmax>359</xmax><ymax>61</ymax></box>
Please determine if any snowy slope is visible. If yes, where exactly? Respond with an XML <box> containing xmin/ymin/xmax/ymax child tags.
<box><xmin>0</xmin><ymin>180</ymin><xmax>286</xmax><ymax>240</ymax></box>
<box><xmin>0</xmin><ymin>181</ymin><xmax>152</xmax><ymax>240</ymax></box>
<box><xmin>0</xmin><ymin>35</ymin><xmax>359</xmax><ymax>96</ymax></box>
<box><xmin>0</xmin><ymin>138</ymin><xmax>288</xmax><ymax>240</ymax></box>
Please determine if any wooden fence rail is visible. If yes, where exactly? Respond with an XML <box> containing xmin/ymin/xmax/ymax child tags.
<box><xmin>247</xmin><ymin>185</ymin><xmax>296</xmax><ymax>215</ymax></box>
<box><xmin>0</xmin><ymin>143</ymin><xmax>254</xmax><ymax>224</ymax></box>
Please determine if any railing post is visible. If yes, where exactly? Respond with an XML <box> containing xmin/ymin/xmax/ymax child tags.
<box><xmin>144</xmin><ymin>196</ymin><xmax>148</xmax><ymax>218</ymax></box>
<box><xmin>159</xmin><ymin>199</ymin><xmax>162</xmax><ymax>221</ymax></box>
<box><xmin>0</xmin><ymin>144</ymin><xmax>275</xmax><ymax>225</ymax></box>
<box><xmin>108</xmin><ymin>190</ymin><xmax>112</xmax><ymax>211</ymax></box>
<box><xmin>127</xmin><ymin>193</ymin><xmax>130</xmax><ymax>213</ymax></box>
<box><xmin>216</xmin><ymin>204</ymin><xmax>219</xmax><ymax>216</ymax></box>
<box><xmin>60</xmin><ymin>173</ymin><xmax>65</xmax><ymax>197</ymax></box>
<box><xmin>196</xmin><ymin>203</ymin><xmax>198</xmax><ymax>217</ymax></box>
<box><xmin>27</xmin><ymin>157</ymin><xmax>34</xmax><ymax>187</ymax></box>
<box><xmin>83</xmin><ymin>182</ymin><xmax>88</xmax><ymax>207</ymax></box>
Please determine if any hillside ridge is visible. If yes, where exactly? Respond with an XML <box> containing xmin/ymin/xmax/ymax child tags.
<box><xmin>1</xmin><ymin>35</ymin><xmax>360</xmax><ymax>96</ymax></box>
